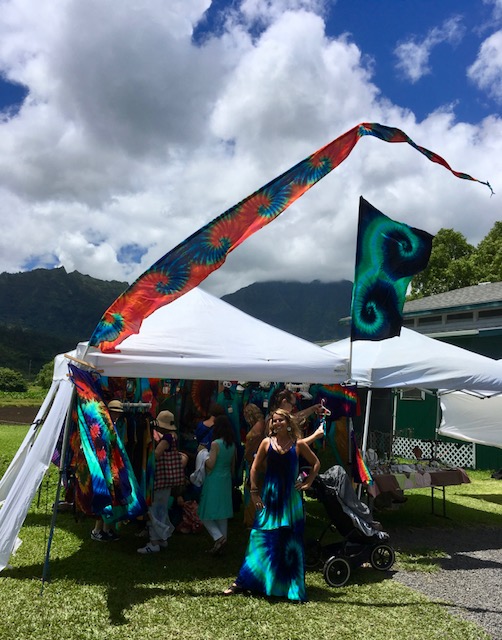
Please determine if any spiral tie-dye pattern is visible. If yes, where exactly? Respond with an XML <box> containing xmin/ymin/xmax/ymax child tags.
<box><xmin>351</xmin><ymin>197</ymin><xmax>433</xmax><ymax>342</ymax></box>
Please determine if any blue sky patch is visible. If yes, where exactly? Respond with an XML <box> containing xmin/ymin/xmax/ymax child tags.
<box><xmin>117</xmin><ymin>243</ymin><xmax>148</xmax><ymax>265</ymax></box>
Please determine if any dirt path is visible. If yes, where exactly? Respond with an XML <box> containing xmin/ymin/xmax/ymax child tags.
<box><xmin>0</xmin><ymin>406</ymin><xmax>40</xmax><ymax>424</ymax></box>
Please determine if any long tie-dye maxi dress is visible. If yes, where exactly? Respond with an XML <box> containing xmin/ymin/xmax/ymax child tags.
<box><xmin>234</xmin><ymin>442</ymin><xmax>306</xmax><ymax>602</ymax></box>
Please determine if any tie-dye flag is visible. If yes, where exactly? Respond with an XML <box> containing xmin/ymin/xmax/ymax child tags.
<box><xmin>90</xmin><ymin>123</ymin><xmax>490</xmax><ymax>352</ymax></box>
<box><xmin>313</xmin><ymin>383</ymin><xmax>360</xmax><ymax>420</ymax></box>
<box><xmin>69</xmin><ymin>364</ymin><xmax>147</xmax><ymax>522</ymax></box>
<box><xmin>351</xmin><ymin>197</ymin><xmax>433</xmax><ymax>341</ymax></box>
<box><xmin>351</xmin><ymin>430</ymin><xmax>373</xmax><ymax>486</ymax></box>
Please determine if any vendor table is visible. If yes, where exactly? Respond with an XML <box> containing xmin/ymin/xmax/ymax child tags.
<box><xmin>368</xmin><ymin>465</ymin><xmax>471</xmax><ymax>516</ymax></box>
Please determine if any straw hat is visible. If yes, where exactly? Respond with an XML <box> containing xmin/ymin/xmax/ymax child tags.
<box><xmin>156</xmin><ymin>410</ymin><xmax>177</xmax><ymax>431</ymax></box>
<box><xmin>108</xmin><ymin>400</ymin><xmax>124</xmax><ymax>413</ymax></box>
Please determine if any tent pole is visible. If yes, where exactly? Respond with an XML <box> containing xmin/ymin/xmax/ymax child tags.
<box><xmin>361</xmin><ymin>388</ymin><xmax>372</xmax><ymax>458</ymax></box>
<box><xmin>391</xmin><ymin>390</ymin><xmax>398</xmax><ymax>458</ymax></box>
<box><xmin>346</xmin><ymin>417</ymin><xmax>352</xmax><ymax>465</ymax></box>
<box><xmin>40</xmin><ymin>385</ymin><xmax>76</xmax><ymax>592</ymax></box>
<box><xmin>346</xmin><ymin>321</ymin><xmax>354</xmax><ymax>467</ymax></box>
<box><xmin>348</xmin><ymin>337</ymin><xmax>353</xmax><ymax>382</ymax></box>
<box><xmin>434</xmin><ymin>391</ymin><xmax>441</xmax><ymax>439</ymax></box>
<box><xmin>356</xmin><ymin>389</ymin><xmax>372</xmax><ymax>500</ymax></box>
<box><xmin>433</xmin><ymin>391</ymin><xmax>441</xmax><ymax>461</ymax></box>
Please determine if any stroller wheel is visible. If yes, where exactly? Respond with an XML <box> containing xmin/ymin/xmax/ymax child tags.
<box><xmin>304</xmin><ymin>539</ymin><xmax>322</xmax><ymax>569</ymax></box>
<box><xmin>370</xmin><ymin>544</ymin><xmax>395</xmax><ymax>571</ymax></box>
<box><xmin>323</xmin><ymin>556</ymin><xmax>351</xmax><ymax>587</ymax></box>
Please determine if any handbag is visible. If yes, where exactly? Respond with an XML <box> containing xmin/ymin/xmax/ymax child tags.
<box><xmin>154</xmin><ymin>437</ymin><xmax>185</xmax><ymax>490</ymax></box>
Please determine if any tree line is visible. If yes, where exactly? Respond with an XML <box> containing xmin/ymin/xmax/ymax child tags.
<box><xmin>409</xmin><ymin>221</ymin><xmax>502</xmax><ymax>299</ymax></box>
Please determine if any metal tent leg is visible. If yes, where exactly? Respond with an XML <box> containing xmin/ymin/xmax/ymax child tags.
<box><xmin>431</xmin><ymin>485</ymin><xmax>446</xmax><ymax>517</ymax></box>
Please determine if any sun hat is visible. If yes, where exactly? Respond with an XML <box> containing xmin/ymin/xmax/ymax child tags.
<box><xmin>156</xmin><ymin>410</ymin><xmax>177</xmax><ymax>431</ymax></box>
<box><xmin>108</xmin><ymin>400</ymin><xmax>124</xmax><ymax>413</ymax></box>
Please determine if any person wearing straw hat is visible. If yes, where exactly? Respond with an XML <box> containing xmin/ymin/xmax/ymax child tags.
<box><xmin>138</xmin><ymin>410</ymin><xmax>185</xmax><ymax>554</ymax></box>
<box><xmin>108</xmin><ymin>399</ymin><xmax>124</xmax><ymax>413</ymax></box>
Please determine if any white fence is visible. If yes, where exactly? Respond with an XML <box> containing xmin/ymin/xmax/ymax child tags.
<box><xmin>392</xmin><ymin>436</ymin><xmax>476</xmax><ymax>469</ymax></box>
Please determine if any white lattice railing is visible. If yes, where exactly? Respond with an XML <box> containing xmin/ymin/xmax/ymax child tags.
<box><xmin>392</xmin><ymin>437</ymin><xmax>475</xmax><ymax>469</ymax></box>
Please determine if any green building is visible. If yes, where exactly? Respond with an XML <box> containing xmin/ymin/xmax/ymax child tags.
<box><xmin>398</xmin><ymin>282</ymin><xmax>502</xmax><ymax>470</ymax></box>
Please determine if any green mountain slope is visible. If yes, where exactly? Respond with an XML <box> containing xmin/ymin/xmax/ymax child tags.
<box><xmin>222</xmin><ymin>280</ymin><xmax>352</xmax><ymax>342</ymax></box>
<box><xmin>0</xmin><ymin>267</ymin><xmax>127</xmax><ymax>375</ymax></box>
<box><xmin>0</xmin><ymin>268</ymin><xmax>352</xmax><ymax>376</ymax></box>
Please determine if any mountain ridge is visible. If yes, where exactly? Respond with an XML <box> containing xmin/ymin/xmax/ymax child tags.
<box><xmin>221</xmin><ymin>279</ymin><xmax>352</xmax><ymax>343</ymax></box>
<box><xmin>0</xmin><ymin>268</ymin><xmax>351</xmax><ymax>376</ymax></box>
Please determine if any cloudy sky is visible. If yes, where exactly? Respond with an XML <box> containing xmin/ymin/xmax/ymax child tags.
<box><xmin>0</xmin><ymin>0</ymin><xmax>501</xmax><ymax>297</ymax></box>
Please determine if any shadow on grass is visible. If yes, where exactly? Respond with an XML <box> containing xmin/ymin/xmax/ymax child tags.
<box><xmin>470</xmin><ymin>493</ymin><xmax>502</xmax><ymax>506</ymax></box>
<box><xmin>4</xmin><ymin>508</ymin><xmax>402</xmax><ymax>624</ymax></box>
<box><xmin>376</xmin><ymin>493</ymin><xmax>501</xmax><ymax>532</ymax></box>
<box><xmin>4</xmin><ymin>510</ymin><xmax>252</xmax><ymax>623</ymax></box>
<box><xmin>7</xmin><ymin>489</ymin><xmax>499</xmax><ymax>626</ymax></box>
<box><xmin>389</xmin><ymin>518</ymin><xmax>502</xmax><ymax>553</ymax></box>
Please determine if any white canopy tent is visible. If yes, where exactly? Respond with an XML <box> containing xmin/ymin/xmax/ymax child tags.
<box><xmin>1</xmin><ymin>288</ymin><xmax>348</xmax><ymax>572</ymax></box>
<box><xmin>439</xmin><ymin>392</ymin><xmax>502</xmax><ymax>450</ymax></box>
<box><xmin>323</xmin><ymin>327</ymin><xmax>502</xmax><ymax>391</ymax></box>
<box><xmin>0</xmin><ymin>365</ymin><xmax>72</xmax><ymax>505</ymax></box>
<box><xmin>0</xmin><ymin>375</ymin><xmax>73</xmax><ymax>573</ymax></box>
<box><xmin>77</xmin><ymin>287</ymin><xmax>348</xmax><ymax>382</ymax></box>
<box><xmin>323</xmin><ymin>328</ymin><xmax>502</xmax><ymax>456</ymax></box>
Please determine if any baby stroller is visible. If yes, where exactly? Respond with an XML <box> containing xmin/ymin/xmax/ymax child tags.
<box><xmin>304</xmin><ymin>465</ymin><xmax>395</xmax><ymax>587</ymax></box>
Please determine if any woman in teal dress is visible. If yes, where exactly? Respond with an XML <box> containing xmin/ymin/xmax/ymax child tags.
<box><xmin>198</xmin><ymin>415</ymin><xmax>236</xmax><ymax>554</ymax></box>
<box><xmin>224</xmin><ymin>409</ymin><xmax>320</xmax><ymax>602</ymax></box>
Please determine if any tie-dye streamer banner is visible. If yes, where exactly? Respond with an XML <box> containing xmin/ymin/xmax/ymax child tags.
<box><xmin>90</xmin><ymin>122</ymin><xmax>490</xmax><ymax>352</ymax></box>
<box><xmin>351</xmin><ymin>197</ymin><xmax>433</xmax><ymax>341</ymax></box>
<box><xmin>69</xmin><ymin>364</ymin><xmax>147</xmax><ymax>522</ymax></box>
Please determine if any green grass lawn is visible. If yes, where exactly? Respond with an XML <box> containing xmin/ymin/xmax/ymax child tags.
<box><xmin>1</xmin><ymin>424</ymin><xmax>500</xmax><ymax>640</ymax></box>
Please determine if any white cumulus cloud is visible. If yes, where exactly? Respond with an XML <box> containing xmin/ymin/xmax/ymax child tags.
<box><xmin>0</xmin><ymin>0</ymin><xmax>500</xmax><ymax>299</ymax></box>
<box><xmin>467</xmin><ymin>30</ymin><xmax>502</xmax><ymax>104</ymax></box>
<box><xmin>394</xmin><ymin>15</ymin><xmax>465</xmax><ymax>83</ymax></box>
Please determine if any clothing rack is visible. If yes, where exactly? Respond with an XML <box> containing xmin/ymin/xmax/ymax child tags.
<box><xmin>121</xmin><ymin>402</ymin><xmax>152</xmax><ymax>412</ymax></box>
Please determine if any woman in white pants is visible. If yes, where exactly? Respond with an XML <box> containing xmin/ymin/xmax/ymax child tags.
<box><xmin>198</xmin><ymin>415</ymin><xmax>236</xmax><ymax>555</ymax></box>
<box><xmin>138</xmin><ymin>410</ymin><xmax>184</xmax><ymax>554</ymax></box>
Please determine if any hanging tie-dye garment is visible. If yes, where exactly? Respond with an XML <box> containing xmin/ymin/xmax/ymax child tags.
<box><xmin>69</xmin><ymin>364</ymin><xmax>147</xmax><ymax>523</ymax></box>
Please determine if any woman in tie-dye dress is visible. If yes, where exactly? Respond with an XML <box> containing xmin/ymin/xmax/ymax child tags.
<box><xmin>223</xmin><ymin>409</ymin><xmax>320</xmax><ymax>602</ymax></box>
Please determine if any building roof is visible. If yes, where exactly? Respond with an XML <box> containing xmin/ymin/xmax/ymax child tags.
<box><xmin>404</xmin><ymin>282</ymin><xmax>502</xmax><ymax>314</ymax></box>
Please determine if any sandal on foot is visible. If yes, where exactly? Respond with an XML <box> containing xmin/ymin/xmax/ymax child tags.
<box><xmin>222</xmin><ymin>583</ymin><xmax>243</xmax><ymax>596</ymax></box>
<box><xmin>207</xmin><ymin>536</ymin><xmax>227</xmax><ymax>555</ymax></box>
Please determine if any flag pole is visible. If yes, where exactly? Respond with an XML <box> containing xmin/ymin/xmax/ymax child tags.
<box><xmin>346</xmin><ymin>322</ymin><xmax>355</xmax><ymax>468</ymax></box>
<box><xmin>347</xmin><ymin>197</ymin><xmax>361</xmax><ymax>386</ymax></box>
<box><xmin>345</xmin><ymin>225</ymin><xmax>358</xmax><ymax>470</ymax></box>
